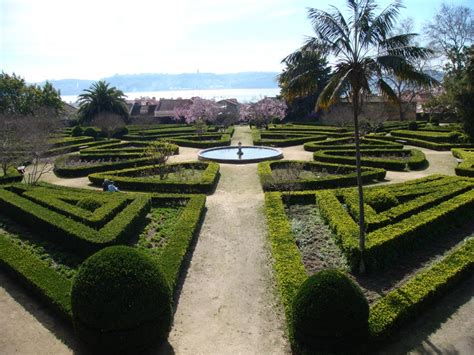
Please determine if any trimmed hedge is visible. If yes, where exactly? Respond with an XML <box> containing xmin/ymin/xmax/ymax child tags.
<box><xmin>166</xmin><ymin>133</ymin><xmax>232</xmax><ymax>148</ymax></box>
<box><xmin>369</xmin><ymin>237</ymin><xmax>474</xmax><ymax>342</ymax></box>
<box><xmin>46</xmin><ymin>138</ymin><xmax>120</xmax><ymax>156</ymax></box>
<box><xmin>313</xmin><ymin>148</ymin><xmax>427</xmax><ymax>171</ymax></box>
<box><xmin>391</xmin><ymin>129</ymin><xmax>462</xmax><ymax>143</ymax></box>
<box><xmin>88</xmin><ymin>162</ymin><xmax>220</xmax><ymax>194</ymax></box>
<box><xmin>315</xmin><ymin>176</ymin><xmax>474</xmax><ymax>270</ymax></box>
<box><xmin>253</xmin><ymin>130</ymin><xmax>328</xmax><ymax>147</ymax></box>
<box><xmin>258</xmin><ymin>160</ymin><xmax>386</xmax><ymax>191</ymax></box>
<box><xmin>452</xmin><ymin>148</ymin><xmax>474</xmax><ymax>177</ymax></box>
<box><xmin>0</xmin><ymin>168</ymin><xmax>23</xmax><ymax>184</ymax></box>
<box><xmin>371</xmin><ymin>134</ymin><xmax>474</xmax><ymax>151</ymax></box>
<box><xmin>0</xmin><ymin>186</ymin><xmax>151</xmax><ymax>254</ymax></box>
<box><xmin>49</xmin><ymin>136</ymin><xmax>94</xmax><ymax>148</ymax></box>
<box><xmin>263</xmin><ymin>182</ymin><xmax>474</xmax><ymax>350</ymax></box>
<box><xmin>304</xmin><ymin>137</ymin><xmax>403</xmax><ymax>152</ymax></box>
<box><xmin>0</xmin><ymin>185</ymin><xmax>206</xmax><ymax>328</ymax></box>
<box><xmin>0</xmin><ymin>233</ymin><xmax>73</xmax><ymax>320</ymax></box>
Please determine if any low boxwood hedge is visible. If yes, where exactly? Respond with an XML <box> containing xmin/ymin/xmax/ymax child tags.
<box><xmin>49</xmin><ymin>136</ymin><xmax>94</xmax><ymax>148</ymax></box>
<box><xmin>46</xmin><ymin>138</ymin><xmax>120</xmax><ymax>156</ymax></box>
<box><xmin>313</xmin><ymin>148</ymin><xmax>427</xmax><ymax>171</ymax></box>
<box><xmin>390</xmin><ymin>129</ymin><xmax>462</xmax><ymax>143</ymax></box>
<box><xmin>0</xmin><ymin>185</ymin><xmax>151</xmax><ymax>255</ymax></box>
<box><xmin>258</xmin><ymin>160</ymin><xmax>386</xmax><ymax>191</ymax></box>
<box><xmin>369</xmin><ymin>236</ymin><xmax>474</xmax><ymax>342</ymax></box>
<box><xmin>263</xmin><ymin>182</ymin><xmax>474</xmax><ymax>350</ymax></box>
<box><xmin>0</xmin><ymin>168</ymin><xmax>23</xmax><ymax>184</ymax></box>
<box><xmin>88</xmin><ymin>162</ymin><xmax>220</xmax><ymax>194</ymax></box>
<box><xmin>371</xmin><ymin>134</ymin><xmax>474</xmax><ymax>151</ymax></box>
<box><xmin>0</xmin><ymin>186</ymin><xmax>206</xmax><ymax>329</ymax></box>
<box><xmin>303</xmin><ymin>137</ymin><xmax>403</xmax><ymax>152</ymax></box>
<box><xmin>452</xmin><ymin>148</ymin><xmax>474</xmax><ymax>177</ymax></box>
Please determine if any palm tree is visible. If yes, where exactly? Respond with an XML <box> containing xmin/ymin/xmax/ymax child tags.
<box><xmin>278</xmin><ymin>49</ymin><xmax>331</xmax><ymax>104</ymax></box>
<box><xmin>77</xmin><ymin>81</ymin><xmax>129</xmax><ymax>124</ymax></box>
<box><xmin>293</xmin><ymin>0</ymin><xmax>436</xmax><ymax>272</ymax></box>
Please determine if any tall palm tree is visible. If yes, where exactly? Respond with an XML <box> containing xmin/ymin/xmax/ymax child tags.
<box><xmin>77</xmin><ymin>81</ymin><xmax>129</xmax><ymax>124</ymax></box>
<box><xmin>278</xmin><ymin>49</ymin><xmax>331</xmax><ymax>104</ymax></box>
<box><xmin>294</xmin><ymin>0</ymin><xmax>436</xmax><ymax>272</ymax></box>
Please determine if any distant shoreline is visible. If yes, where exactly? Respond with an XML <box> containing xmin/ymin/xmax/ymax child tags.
<box><xmin>62</xmin><ymin>87</ymin><xmax>281</xmax><ymax>104</ymax></box>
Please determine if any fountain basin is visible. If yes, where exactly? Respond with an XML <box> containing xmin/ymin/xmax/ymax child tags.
<box><xmin>198</xmin><ymin>145</ymin><xmax>283</xmax><ymax>164</ymax></box>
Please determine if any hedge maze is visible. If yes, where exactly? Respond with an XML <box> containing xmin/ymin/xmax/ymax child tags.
<box><xmin>88</xmin><ymin>161</ymin><xmax>220</xmax><ymax>194</ymax></box>
<box><xmin>313</xmin><ymin>148</ymin><xmax>427</xmax><ymax>170</ymax></box>
<box><xmin>258</xmin><ymin>160</ymin><xmax>386</xmax><ymax>191</ymax></box>
<box><xmin>0</xmin><ymin>183</ymin><xmax>206</xmax><ymax>323</ymax></box>
<box><xmin>264</xmin><ymin>175</ymin><xmax>474</xmax><ymax>349</ymax></box>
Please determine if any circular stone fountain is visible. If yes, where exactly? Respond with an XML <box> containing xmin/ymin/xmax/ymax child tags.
<box><xmin>198</xmin><ymin>144</ymin><xmax>283</xmax><ymax>164</ymax></box>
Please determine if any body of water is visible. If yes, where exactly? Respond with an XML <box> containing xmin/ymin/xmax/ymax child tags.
<box><xmin>62</xmin><ymin>87</ymin><xmax>281</xmax><ymax>104</ymax></box>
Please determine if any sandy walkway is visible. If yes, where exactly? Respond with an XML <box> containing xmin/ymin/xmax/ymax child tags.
<box><xmin>165</xmin><ymin>126</ymin><xmax>289</xmax><ymax>354</ymax></box>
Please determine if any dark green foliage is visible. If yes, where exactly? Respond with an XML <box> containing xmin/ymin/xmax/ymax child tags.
<box><xmin>76</xmin><ymin>197</ymin><xmax>102</xmax><ymax>212</ymax></box>
<box><xmin>371</xmin><ymin>134</ymin><xmax>474</xmax><ymax>151</ymax></box>
<box><xmin>369</xmin><ymin>237</ymin><xmax>474</xmax><ymax>342</ymax></box>
<box><xmin>71</xmin><ymin>246</ymin><xmax>172</xmax><ymax>353</ymax></box>
<box><xmin>364</xmin><ymin>189</ymin><xmax>399</xmax><ymax>212</ymax></box>
<box><xmin>452</xmin><ymin>148</ymin><xmax>474</xmax><ymax>177</ymax></box>
<box><xmin>88</xmin><ymin>162</ymin><xmax>220</xmax><ymax>194</ymax></box>
<box><xmin>391</xmin><ymin>129</ymin><xmax>461</xmax><ymax>143</ymax></box>
<box><xmin>71</xmin><ymin>126</ymin><xmax>83</xmax><ymax>137</ymax></box>
<box><xmin>304</xmin><ymin>137</ymin><xmax>403</xmax><ymax>152</ymax></box>
<box><xmin>111</xmin><ymin>126</ymin><xmax>128</xmax><ymax>138</ymax></box>
<box><xmin>313</xmin><ymin>148</ymin><xmax>427</xmax><ymax>171</ymax></box>
<box><xmin>292</xmin><ymin>269</ymin><xmax>369</xmax><ymax>353</ymax></box>
<box><xmin>408</xmin><ymin>121</ymin><xmax>418</xmax><ymax>130</ymax></box>
<box><xmin>83</xmin><ymin>127</ymin><xmax>98</xmax><ymax>139</ymax></box>
<box><xmin>258</xmin><ymin>160</ymin><xmax>386</xmax><ymax>191</ymax></box>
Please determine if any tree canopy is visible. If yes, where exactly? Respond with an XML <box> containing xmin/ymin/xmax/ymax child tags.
<box><xmin>77</xmin><ymin>81</ymin><xmax>129</xmax><ymax>124</ymax></box>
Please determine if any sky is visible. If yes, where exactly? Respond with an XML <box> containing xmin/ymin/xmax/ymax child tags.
<box><xmin>1</xmin><ymin>0</ymin><xmax>472</xmax><ymax>83</ymax></box>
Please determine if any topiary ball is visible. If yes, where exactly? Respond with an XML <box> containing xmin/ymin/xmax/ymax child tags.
<box><xmin>291</xmin><ymin>269</ymin><xmax>369</xmax><ymax>353</ymax></box>
<box><xmin>71</xmin><ymin>125</ymin><xmax>83</xmax><ymax>137</ymax></box>
<box><xmin>71</xmin><ymin>246</ymin><xmax>172</xmax><ymax>354</ymax></box>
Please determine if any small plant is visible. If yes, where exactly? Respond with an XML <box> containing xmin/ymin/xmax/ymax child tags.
<box><xmin>76</xmin><ymin>197</ymin><xmax>102</xmax><ymax>211</ymax></box>
<box><xmin>142</xmin><ymin>141</ymin><xmax>175</xmax><ymax>180</ymax></box>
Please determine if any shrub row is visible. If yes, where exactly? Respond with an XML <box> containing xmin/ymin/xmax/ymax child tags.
<box><xmin>88</xmin><ymin>162</ymin><xmax>220</xmax><ymax>194</ymax></box>
<box><xmin>269</xmin><ymin>123</ymin><xmax>348</xmax><ymax>133</ymax></box>
<box><xmin>46</xmin><ymin>139</ymin><xmax>120</xmax><ymax>156</ymax></box>
<box><xmin>313</xmin><ymin>148</ymin><xmax>426</xmax><ymax>171</ymax></box>
<box><xmin>452</xmin><ymin>148</ymin><xmax>474</xmax><ymax>177</ymax></box>
<box><xmin>49</xmin><ymin>136</ymin><xmax>94</xmax><ymax>148</ymax></box>
<box><xmin>343</xmin><ymin>180</ymin><xmax>473</xmax><ymax>232</ymax></box>
<box><xmin>253</xmin><ymin>130</ymin><xmax>328</xmax><ymax>147</ymax></box>
<box><xmin>370</xmin><ymin>134</ymin><xmax>474</xmax><ymax>151</ymax></box>
<box><xmin>0</xmin><ymin>186</ymin><xmax>151</xmax><ymax>255</ymax></box>
<box><xmin>369</xmin><ymin>237</ymin><xmax>474</xmax><ymax>342</ymax></box>
<box><xmin>166</xmin><ymin>133</ymin><xmax>232</xmax><ymax>148</ymax></box>
<box><xmin>258</xmin><ymin>160</ymin><xmax>386</xmax><ymax>191</ymax></box>
<box><xmin>0</xmin><ymin>234</ymin><xmax>73</xmax><ymax>320</ymax></box>
<box><xmin>303</xmin><ymin>137</ymin><xmax>403</xmax><ymax>152</ymax></box>
<box><xmin>391</xmin><ymin>129</ymin><xmax>463</xmax><ymax>143</ymax></box>
<box><xmin>315</xmin><ymin>177</ymin><xmax>474</xmax><ymax>271</ymax></box>
<box><xmin>264</xmin><ymin>192</ymin><xmax>308</xmax><ymax>340</ymax></box>
<box><xmin>0</xmin><ymin>168</ymin><xmax>23</xmax><ymax>184</ymax></box>
<box><xmin>54</xmin><ymin>156</ymin><xmax>155</xmax><ymax>178</ymax></box>
<box><xmin>151</xmin><ymin>194</ymin><xmax>206</xmax><ymax>291</ymax></box>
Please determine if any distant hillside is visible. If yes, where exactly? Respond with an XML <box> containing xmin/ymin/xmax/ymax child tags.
<box><xmin>40</xmin><ymin>72</ymin><xmax>280</xmax><ymax>95</ymax></box>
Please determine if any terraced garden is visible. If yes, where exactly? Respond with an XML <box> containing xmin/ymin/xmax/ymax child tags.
<box><xmin>0</xmin><ymin>123</ymin><xmax>473</xmax><ymax>354</ymax></box>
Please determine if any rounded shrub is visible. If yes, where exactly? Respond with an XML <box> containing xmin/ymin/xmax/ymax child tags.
<box><xmin>83</xmin><ymin>127</ymin><xmax>98</xmax><ymax>139</ymax></box>
<box><xmin>71</xmin><ymin>246</ymin><xmax>172</xmax><ymax>354</ymax></box>
<box><xmin>71</xmin><ymin>125</ymin><xmax>83</xmax><ymax>137</ymax></box>
<box><xmin>408</xmin><ymin>121</ymin><xmax>418</xmax><ymax>130</ymax></box>
<box><xmin>365</xmin><ymin>189</ymin><xmax>399</xmax><ymax>212</ymax></box>
<box><xmin>291</xmin><ymin>269</ymin><xmax>369</xmax><ymax>353</ymax></box>
<box><xmin>76</xmin><ymin>197</ymin><xmax>102</xmax><ymax>211</ymax></box>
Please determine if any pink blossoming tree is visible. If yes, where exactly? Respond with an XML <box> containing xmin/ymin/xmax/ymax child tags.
<box><xmin>173</xmin><ymin>97</ymin><xmax>220</xmax><ymax>135</ymax></box>
<box><xmin>239</xmin><ymin>97</ymin><xmax>287</xmax><ymax>128</ymax></box>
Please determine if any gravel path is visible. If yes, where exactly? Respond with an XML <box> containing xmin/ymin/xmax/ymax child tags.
<box><xmin>164</xmin><ymin>126</ymin><xmax>289</xmax><ymax>354</ymax></box>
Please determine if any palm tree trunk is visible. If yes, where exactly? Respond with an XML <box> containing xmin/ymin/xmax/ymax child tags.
<box><xmin>353</xmin><ymin>91</ymin><xmax>366</xmax><ymax>274</ymax></box>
